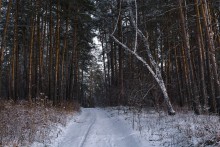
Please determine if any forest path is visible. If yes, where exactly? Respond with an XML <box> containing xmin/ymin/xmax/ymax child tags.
<box><xmin>57</xmin><ymin>108</ymin><xmax>144</xmax><ymax>147</ymax></box>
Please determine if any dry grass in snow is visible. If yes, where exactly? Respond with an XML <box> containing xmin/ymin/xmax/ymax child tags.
<box><xmin>0</xmin><ymin>100</ymin><xmax>79</xmax><ymax>147</ymax></box>
<box><xmin>108</xmin><ymin>107</ymin><xmax>220</xmax><ymax>147</ymax></box>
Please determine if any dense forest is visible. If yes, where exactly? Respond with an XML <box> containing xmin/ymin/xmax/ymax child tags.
<box><xmin>0</xmin><ymin>0</ymin><xmax>220</xmax><ymax>115</ymax></box>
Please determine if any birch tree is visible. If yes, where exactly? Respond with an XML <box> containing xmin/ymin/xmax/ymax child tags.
<box><xmin>111</xmin><ymin>0</ymin><xmax>175</xmax><ymax>115</ymax></box>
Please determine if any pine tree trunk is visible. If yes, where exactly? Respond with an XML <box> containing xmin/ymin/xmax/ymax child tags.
<box><xmin>70</xmin><ymin>9</ymin><xmax>79</xmax><ymax>102</ymax></box>
<box><xmin>61</xmin><ymin>13</ymin><xmax>69</xmax><ymax>101</ymax></box>
<box><xmin>0</xmin><ymin>0</ymin><xmax>12</xmax><ymax>97</ymax></box>
<box><xmin>12</xmin><ymin>0</ymin><xmax>19</xmax><ymax>101</ymax></box>
<box><xmin>28</xmin><ymin>16</ymin><xmax>35</xmax><ymax>104</ymax></box>
<box><xmin>117</xmin><ymin>0</ymin><xmax>124</xmax><ymax>105</ymax></box>
<box><xmin>49</xmin><ymin>0</ymin><xmax>54</xmax><ymax>102</ymax></box>
<box><xmin>0</xmin><ymin>0</ymin><xmax>2</xmax><ymax>20</ymax></box>
<box><xmin>174</xmin><ymin>47</ymin><xmax>183</xmax><ymax>106</ymax></box>
<box><xmin>194</xmin><ymin>0</ymin><xmax>208</xmax><ymax>112</ymax></box>
<box><xmin>178</xmin><ymin>0</ymin><xmax>201</xmax><ymax>114</ymax></box>
<box><xmin>54</xmin><ymin>0</ymin><xmax>60</xmax><ymax>105</ymax></box>
<box><xmin>201</xmin><ymin>0</ymin><xmax>220</xmax><ymax>113</ymax></box>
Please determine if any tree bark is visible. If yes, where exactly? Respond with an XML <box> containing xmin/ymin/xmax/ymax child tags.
<box><xmin>28</xmin><ymin>16</ymin><xmax>35</xmax><ymax>104</ymax></box>
<box><xmin>201</xmin><ymin>0</ymin><xmax>220</xmax><ymax>113</ymax></box>
<box><xmin>117</xmin><ymin>0</ymin><xmax>124</xmax><ymax>105</ymax></box>
<box><xmin>178</xmin><ymin>0</ymin><xmax>201</xmax><ymax>114</ymax></box>
<box><xmin>194</xmin><ymin>0</ymin><xmax>208</xmax><ymax>112</ymax></box>
<box><xmin>54</xmin><ymin>0</ymin><xmax>60</xmax><ymax>105</ymax></box>
<box><xmin>0</xmin><ymin>0</ymin><xmax>12</xmax><ymax>96</ymax></box>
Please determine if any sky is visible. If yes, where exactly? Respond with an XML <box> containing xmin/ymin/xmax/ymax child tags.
<box><xmin>92</xmin><ymin>35</ymin><xmax>104</xmax><ymax>69</ymax></box>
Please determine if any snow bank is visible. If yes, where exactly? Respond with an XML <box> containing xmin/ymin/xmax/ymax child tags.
<box><xmin>107</xmin><ymin>107</ymin><xmax>220</xmax><ymax>147</ymax></box>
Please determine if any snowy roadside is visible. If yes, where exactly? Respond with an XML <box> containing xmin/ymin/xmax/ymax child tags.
<box><xmin>38</xmin><ymin>111</ymin><xmax>82</xmax><ymax>147</ymax></box>
<box><xmin>31</xmin><ymin>111</ymin><xmax>78</xmax><ymax>147</ymax></box>
<box><xmin>106</xmin><ymin>107</ymin><xmax>220</xmax><ymax>147</ymax></box>
<box><xmin>0</xmin><ymin>100</ymin><xmax>79</xmax><ymax>147</ymax></box>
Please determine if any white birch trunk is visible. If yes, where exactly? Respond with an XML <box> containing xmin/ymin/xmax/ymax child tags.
<box><xmin>111</xmin><ymin>0</ymin><xmax>175</xmax><ymax>115</ymax></box>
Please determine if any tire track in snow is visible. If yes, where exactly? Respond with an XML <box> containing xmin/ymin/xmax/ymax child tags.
<box><xmin>56</xmin><ymin>108</ymin><xmax>143</xmax><ymax>147</ymax></box>
<box><xmin>79</xmin><ymin>110</ymin><xmax>96</xmax><ymax>147</ymax></box>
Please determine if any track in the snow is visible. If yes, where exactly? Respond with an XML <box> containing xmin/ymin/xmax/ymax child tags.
<box><xmin>57</xmin><ymin>108</ymin><xmax>143</xmax><ymax>147</ymax></box>
<box><xmin>79</xmin><ymin>111</ymin><xmax>96</xmax><ymax>147</ymax></box>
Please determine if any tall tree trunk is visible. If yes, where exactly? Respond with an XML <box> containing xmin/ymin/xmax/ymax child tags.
<box><xmin>28</xmin><ymin>16</ymin><xmax>35</xmax><ymax>104</ymax></box>
<box><xmin>174</xmin><ymin>47</ymin><xmax>183</xmax><ymax>106</ymax></box>
<box><xmin>194</xmin><ymin>0</ymin><xmax>208</xmax><ymax>112</ymax></box>
<box><xmin>36</xmin><ymin>0</ymin><xmax>41</xmax><ymax>97</ymax></box>
<box><xmin>0</xmin><ymin>0</ymin><xmax>2</xmax><ymax>21</ymax></box>
<box><xmin>0</xmin><ymin>0</ymin><xmax>12</xmax><ymax>97</ymax></box>
<box><xmin>117</xmin><ymin>0</ymin><xmax>124</xmax><ymax>105</ymax></box>
<box><xmin>110</xmin><ymin>39</ymin><xmax>115</xmax><ymax>87</ymax></box>
<box><xmin>49</xmin><ymin>0</ymin><xmax>54</xmax><ymax>102</ymax></box>
<box><xmin>61</xmin><ymin>12</ymin><xmax>69</xmax><ymax>101</ymax></box>
<box><xmin>70</xmin><ymin>9</ymin><xmax>79</xmax><ymax>102</ymax></box>
<box><xmin>40</xmin><ymin>3</ymin><xmax>47</xmax><ymax>95</ymax></box>
<box><xmin>178</xmin><ymin>0</ymin><xmax>201</xmax><ymax>114</ymax></box>
<box><xmin>22</xmin><ymin>25</ymin><xmax>28</xmax><ymax>99</ymax></box>
<box><xmin>201</xmin><ymin>0</ymin><xmax>220</xmax><ymax>113</ymax></box>
<box><xmin>12</xmin><ymin>0</ymin><xmax>19</xmax><ymax>101</ymax></box>
<box><xmin>54</xmin><ymin>0</ymin><xmax>60</xmax><ymax>105</ymax></box>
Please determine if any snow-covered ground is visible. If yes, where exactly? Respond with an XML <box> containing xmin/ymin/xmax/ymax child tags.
<box><xmin>51</xmin><ymin>108</ymin><xmax>145</xmax><ymax>147</ymax></box>
<box><xmin>0</xmin><ymin>100</ymin><xmax>76</xmax><ymax>147</ymax></box>
<box><xmin>108</xmin><ymin>107</ymin><xmax>220</xmax><ymax>147</ymax></box>
<box><xmin>6</xmin><ymin>101</ymin><xmax>219</xmax><ymax>147</ymax></box>
<box><xmin>45</xmin><ymin>107</ymin><xmax>220</xmax><ymax>147</ymax></box>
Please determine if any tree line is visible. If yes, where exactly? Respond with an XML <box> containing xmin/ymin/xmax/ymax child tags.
<box><xmin>96</xmin><ymin>0</ymin><xmax>220</xmax><ymax>114</ymax></box>
<box><xmin>0</xmin><ymin>0</ymin><xmax>96</xmax><ymax>106</ymax></box>
<box><xmin>0</xmin><ymin>0</ymin><xmax>220</xmax><ymax>115</ymax></box>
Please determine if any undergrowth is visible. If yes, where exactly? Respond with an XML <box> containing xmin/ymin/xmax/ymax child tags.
<box><xmin>113</xmin><ymin>106</ymin><xmax>220</xmax><ymax>147</ymax></box>
<box><xmin>0</xmin><ymin>99</ymin><xmax>79</xmax><ymax>147</ymax></box>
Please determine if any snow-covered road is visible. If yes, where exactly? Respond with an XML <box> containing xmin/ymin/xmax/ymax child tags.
<box><xmin>33</xmin><ymin>107</ymin><xmax>220</xmax><ymax>147</ymax></box>
<box><xmin>56</xmin><ymin>108</ymin><xmax>144</xmax><ymax>147</ymax></box>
